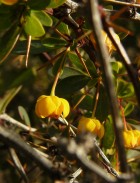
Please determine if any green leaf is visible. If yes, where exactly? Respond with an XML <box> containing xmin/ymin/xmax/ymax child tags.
<box><xmin>46</xmin><ymin>0</ymin><xmax>66</xmax><ymax>8</ymax></box>
<box><xmin>117</xmin><ymin>79</ymin><xmax>134</xmax><ymax>99</ymax></box>
<box><xmin>27</xmin><ymin>0</ymin><xmax>51</xmax><ymax>10</ymax></box>
<box><xmin>93</xmin><ymin>85</ymin><xmax>109</xmax><ymax>121</ymax></box>
<box><xmin>60</xmin><ymin>67</ymin><xmax>87</xmax><ymax>79</ymax></box>
<box><xmin>0</xmin><ymin>26</ymin><xmax>21</xmax><ymax>63</ymax></box>
<box><xmin>0</xmin><ymin>86</ymin><xmax>22</xmax><ymax>113</ymax></box>
<box><xmin>56</xmin><ymin>75</ymin><xmax>91</xmax><ymax>96</ymax></box>
<box><xmin>52</xmin><ymin>16</ymin><xmax>69</xmax><ymax>35</ymax></box>
<box><xmin>31</xmin><ymin>10</ymin><xmax>53</xmax><ymax>27</ymax></box>
<box><xmin>10</xmin><ymin>68</ymin><xmax>37</xmax><ymax>88</ymax></box>
<box><xmin>111</xmin><ymin>61</ymin><xmax>125</xmax><ymax>74</ymax></box>
<box><xmin>42</xmin><ymin>37</ymin><xmax>67</xmax><ymax>49</ymax></box>
<box><xmin>68</xmin><ymin>51</ymin><xmax>83</xmax><ymax>70</ymax></box>
<box><xmin>23</xmin><ymin>14</ymin><xmax>45</xmax><ymax>37</ymax></box>
<box><xmin>52</xmin><ymin>53</ymin><xmax>67</xmax><ymax>76</ymax></box>
<box><xmin>72</xmin><ymin>93</ymin><xmax>93</xmax><ymax>111</ymax></box>
<box><xmin>85</xmin><ymin>58</ymin><xmax>98</xmax><ymax>78</ymax></box>
<box><xmin>102</xmin><ymin>116</ymin><xmax>115</xmax><ymax>149</ymax></box>
<box><xmin>18</xmin><ymin>106</ymin><xmax>31</xmax><ymax>127</ymax></box>
<box><xmin>13</xmin><ymin>40</ymin><xmax>48</xmax><ymax>54</ymax></box>
<box><xmin>124</xmin><ymin>103</ymin><xmax>134</xmax><ymax>116</ymax></box>
<box><xmin>127</xmin><ymin>118</ymin><xmax>140</xmax><ymax>125</ymax></box>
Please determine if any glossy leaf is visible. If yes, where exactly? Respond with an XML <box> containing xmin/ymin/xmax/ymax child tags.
<box><xmin>27</xmin><ymin>0</ymin><xmax>51</xmax><ymax>10</ymax></box>
<box><xmin>117</xmin><ymin>79</ymin><xmax>135</xmax><ymax>99</ymax></box>
<box><xmin>13</xmin><ymin>40</ymin><xmax>48</xmax><ymax>54</ymax></box>
<box><xmin>72</xmin><ymin>93</ymin><xmax>93</xmax><ymax>111</ymax></box>
<box><xmin>56</xmin><ymin>75</ymin><xmax>91</xmax><ymax>96</ymax></box>
<box><xmin>85</xmin><ymin>58</ymin><xmax>98</xmax><ymax>78</ymax></box>
<box><xmin>102</xmin><ymin>116</ymin><xmax>115</xmax><ymax>149</ymax></box>
<box><xmin>42</xmin><ymin>37</ymin><xmax>67</xmax><ymax>49</ymax></box>
<box><xmin>93</xmin><ymin>85</ymin><xmax>109</xmax><ymax>121</ymax></box>
<box><xmin>46</xmin><ymin>0</ymin><xmax>66</xmax><ymax>8</ymax></box>
<box><xmin>23</xmin><ymin>14</ymin><xmax>45</xmax><ymax>37</ymax></box>
<box><xmin>124</xmin><ymin>103</ymin><xmax>134</xmax><ymax>116</ymax></box>
<box><xmin>31</xmin><ymin>10</ymin><xmax>53</xmax><ymax>27</ymax></box>
<box><xmin>52</xmin><ymin>16</ymin><xmax>69</xmax><ymax>35</ymax></box>
<box><xmin>68</xmin><ymin>51</ymin><xmax>84</xmax><ymax>70</ymax></box>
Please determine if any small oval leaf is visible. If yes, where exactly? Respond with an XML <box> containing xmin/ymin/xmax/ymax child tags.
<box><xmin>24</xmin><ymin>14</ymin><xmax>45</xmax><ymax>37</ymax></box>
<box><xmin>56</xmin><ymin>75</ymin><xmax>91</xmax><ymax>96</ymax></box>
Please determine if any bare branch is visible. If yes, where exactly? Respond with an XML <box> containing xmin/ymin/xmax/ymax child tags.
<box><xmin>58</xmin><ymin>137</ymin><xmax>117</xmax><ymax>183</ymax></box>
<box><xmin>0</xmin><ymin>113</ymin><xmax>37</xmax><ymax>132</ymax></box>
<box><xmin>89</xmin><ymin>0</ymin><xmax>128</xmax><ymax>173</ymax></box>
<box><xmin>0</xmin><ymin>126</ymin><xmax>62</xmax><ymax>179</ymax></box>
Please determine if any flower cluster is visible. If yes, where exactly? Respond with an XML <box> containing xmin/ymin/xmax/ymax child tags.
<box><xmin>123</xmin><ymin>130</ymin><xmax>140</xmax><ymax>148</ymax></box>
<box><xmin>35</xmin><ymin>95</ymin><xmax>70</xmax><ymax>119</ymax></box>
<box><xmin>77</xmin><ymin>116</ymin><xmax>104</xmax><ymax>138</ymax></box>
<box><xmin>1</xmin><ymin>0</ymin><xmax>18</xmax><ymax>5</ymax></box>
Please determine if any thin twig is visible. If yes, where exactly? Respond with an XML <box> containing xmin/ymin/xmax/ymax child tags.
<box><xmin>0</xmin><ymin>126</ymin><xmax>62</xmax><ymax>178</ymax></box>
<box><xmin>58</xmin><ymin>137</ymin><xmax>117</xmax><ymax>183</ymax></box>
<box><xmin>104</xmin><ymin>0</ymin><xmax>140</xmax><ymax>8</ymax></box>
<box><xmin>9</xmin><ymin>148</ymin><xmax>29</xmax><ymax>183</ymax></box>
<box><xmin>89</xmin><ymin>0</ymin><xmax>128</xmax><ymax>173</ymax></box>
<box><xmin>103</xmin><ymin>24</ymin><xmax>140</xmax><ymax>106</ymax></box>
<box><xmin>0</xmin><ymin>113</ymin><xmax>36</xmax><ymax>132</ymax></box>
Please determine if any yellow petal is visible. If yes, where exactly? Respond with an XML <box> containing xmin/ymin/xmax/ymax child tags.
<box><xmin>60</xmin><ymin>98</ymin><xmax>70</xmax><ymax>118</ymax></box>
<box><xmin>123</xmin><ymin>130</ymin><xmax>136</xmax><ymax>148</ymax></box>
<box><xmin>35</xmin><ymin>96</ymin><xmax>56</xmax><ymax>118</ymax></box>
<box><xmin>1</xmin><ymin>0</ymin><xmax>18</xmax><ymax>5</ymax></box>
<box><xmin>78</xmin><ymin>116</ymin><xmax>96</xmax><ymax>133</ymax></box>
<box><xmin>133</xmin><ymin>130</ymin><xmax>140</xmax><ymax>147</ymax></box>
<box><xmin>50</xmin><ymin>96</ymin><xmax>63</xmax><ymax>118</ymax></box>
<box><xmin>97</xmin><ymin>125</ymin><xmax>104</xmax><ymax>139</ymax></box>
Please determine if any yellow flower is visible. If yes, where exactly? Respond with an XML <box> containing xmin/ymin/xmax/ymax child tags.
<box><xmin>1</xmin><ymin>0</ymin><xmax>18</xmax><ymax>5</ymax></box>
<box><xmin>35</xmin><ymin>95</ymin><xmax>70</xmax><ymax>119</ymax></box>
<box><xmin>90</xmin><ymin>30</ymin><xmax>120</xmax><ymax>53</ymax></box>
<box><xmin>123</xmin><ymin>130</ymin><xmax>140</xmax><ymax>148</ymax></box>
<box><xmin>77</xmin><ymin>116</ymin><xmax>104</xmax><ymax>138</ymax></box>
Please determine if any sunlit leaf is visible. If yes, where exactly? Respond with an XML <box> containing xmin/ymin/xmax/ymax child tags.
<box><xmin>124</xmin><ymin>103</ymin><xmax>134</xmax><ymax>116</ymax></box>
<box><xmin>117</xmin><ymin>79</ymin><xmax>135</xmax><ymax>99</ymax></box>
<box><xmin>23</xmin><ymin>14</ymin><xmax>45</xmax><ymax>37</ymax></box>
<box><xmin>31</xmin><ymin>10</ymin><xmax>53</xmax><ymax>27</ymax></box>
<box><xmin>42</xmin><ymin>37</ymin><xmax>67</xmax><ymax>49</ymax></box>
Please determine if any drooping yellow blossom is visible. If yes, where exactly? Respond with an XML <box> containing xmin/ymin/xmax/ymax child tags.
<box><xmin>35</xmin><ymin>95</ymin><xmax>70</xmax><ymax>119</ymax></box>
<box><xmin>123</xmin><ymin>130</ymin><xmax>140</xmax><ymax>148</ymax></box>
<box><xmin>90</xmin><ymin>30</ymin><xmax>120</xmax><ymax>53</ymax></box>
<box><xmin>0</xmin><ymin>0</ymin><xmax>18</xmax><ymax>5</ymax></box>
<box><xmin>77</xmin><ymin>116</ymin><xmax>104</xmax><ymax>138</ymax></box>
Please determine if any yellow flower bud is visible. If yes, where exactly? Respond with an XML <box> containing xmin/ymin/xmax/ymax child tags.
<box><xmin>123</xmin><ymin>130</ymin><xmax>140</xmax><ymax>148</ymax></box>
<box><xmin>1</xmin><ymin>0</ymin><xmax>18</xmax><ymax>5</ymax></box>
<box><xmin>35</xmin><ymin>95</ymin><xmax>70</xmax><ymax>119</ymax></box>
<box><xmin>77</xmin><ymin>116</ymin><xmax>104</xmax><ymax>138</ymax></box>
<box><xmin>90</xmin><ymin>30</ymin><xmax>120</xmax><ymax>54</ymax></box>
